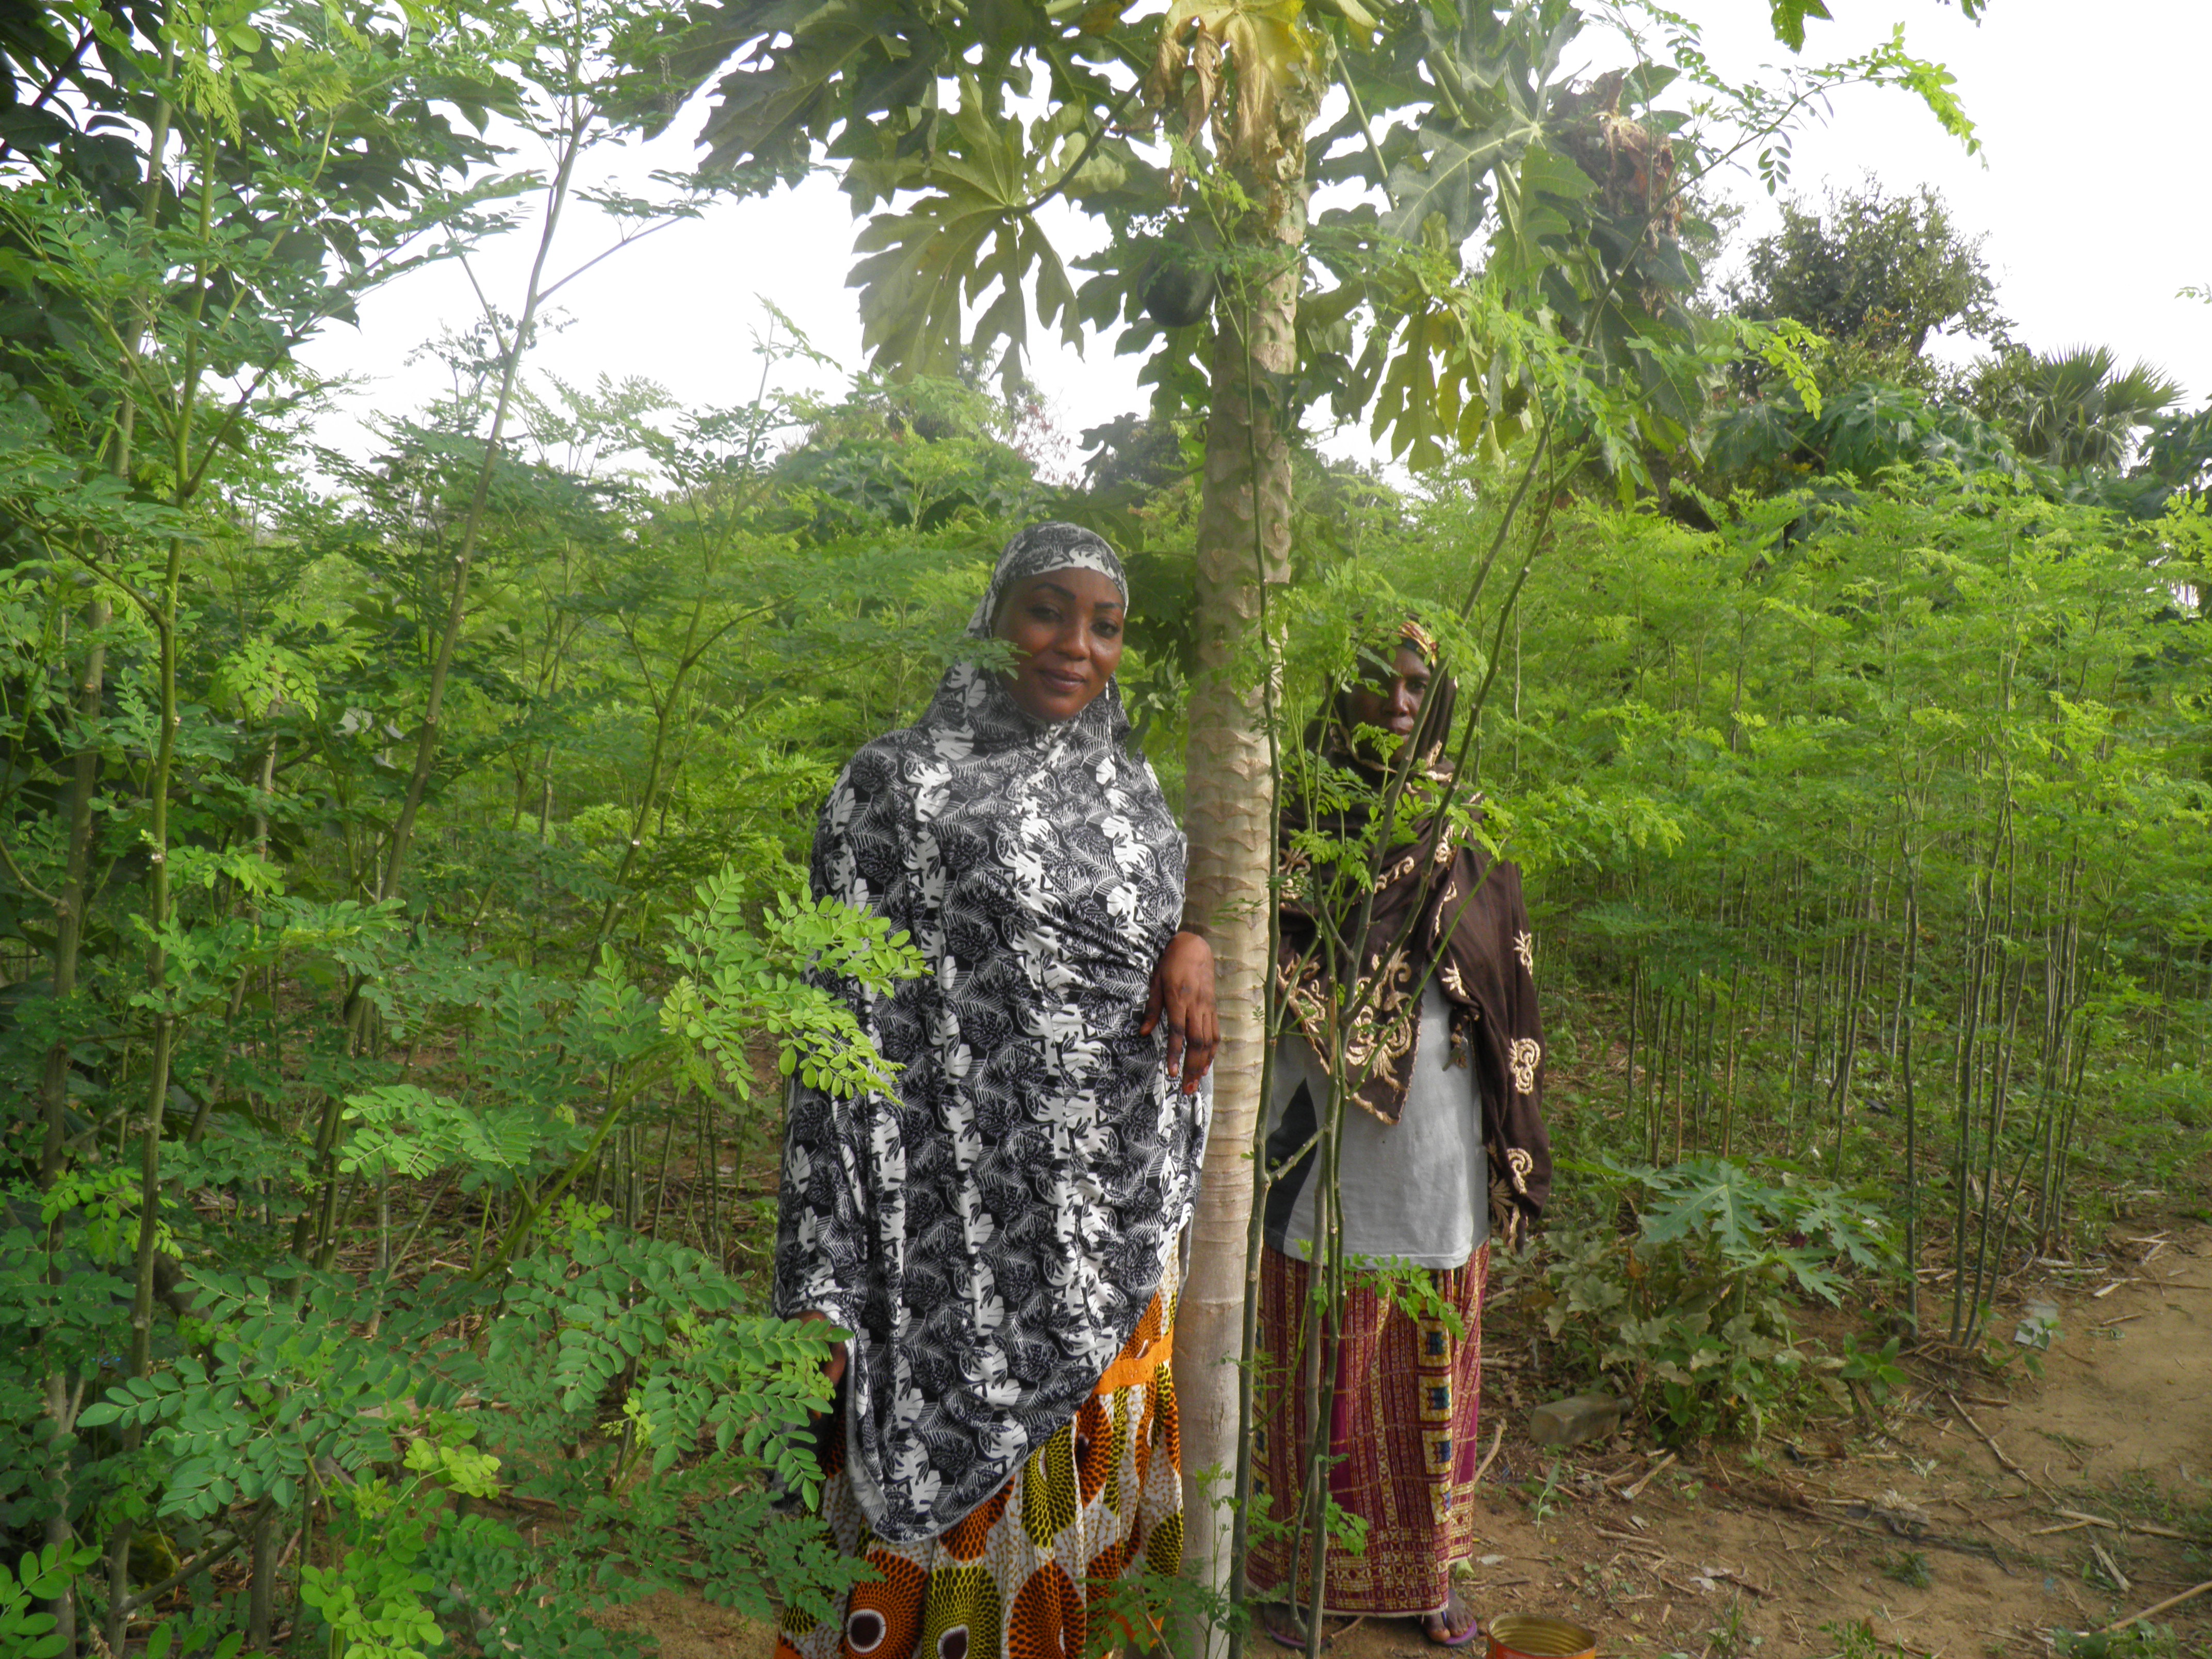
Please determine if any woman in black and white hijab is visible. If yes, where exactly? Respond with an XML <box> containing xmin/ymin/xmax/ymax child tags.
<box><xmin>774</xmin><ymin>523</ymin><xmax>1215</xmax><ymax>1659</ymax></box>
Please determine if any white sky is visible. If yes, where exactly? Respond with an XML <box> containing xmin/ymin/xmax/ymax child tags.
<box><xmin>302</xmin><ymin>1</ymin><xmax>2212</xmax><ymax>468</ymax></box>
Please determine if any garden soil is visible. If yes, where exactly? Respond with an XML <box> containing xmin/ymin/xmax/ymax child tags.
<box><xmin>617</xmin><ymin>1225</ymin><xmax>2212</xmax><ymax>1659</ymax></box>
<box><xmin>1341</xmin><ymin>1222</ymin><xmax>2212</xmax><ymax>1658</ymax></box>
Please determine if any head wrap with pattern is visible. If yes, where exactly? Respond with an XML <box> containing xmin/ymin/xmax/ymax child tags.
<box><xmin>966</xmin><ymin>520</ymin><xmax>1128</xmax><ymax>639</ymax></box>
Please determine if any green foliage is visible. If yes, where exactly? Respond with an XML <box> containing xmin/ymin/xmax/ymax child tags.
<box><xmin>1469</xmin><ymin>468</ymin><xmax>2210</xmax><ymax>1321</ymax></box>
<box><xmin>1973</xmin><ymin>344</ymin><xmax>2187</xmax><ymax>471</ymax></box>
<box><xmin>1703</xmin><ymin>1596</ymin><xmax>1762</xmax><ymax>1659</ymax></box>
<box><xmin>18</xmin><ymin>1214</ymin><xmax>865</xmax><ymax>1646</ymax></box>
<box><xmin>1836</xmin><ymin>1336</ymin><xmax>1908</xmax><ymax>1407</ymax></box>
<box><xmin>1726</xmin><ymin>180</ymin><xmax>2004</xmax><ymax>394</ymax></box>
<box><xmin>650</xmin><ymin>0</ymin><xmax>1978</xmax><ymax>493</ymax></box>
<box><xmin>1817</xmin><ymin>1619</ymin><xmax>1917</xmax><ymax>1659</ymax></box>
<box><xmin>338</xmin><ymin>1083</ymin><xmax>565</xmax><ymax>1183</ymax></box>
<box><xmin>1521</xmin><ymin>1457</ymin><xmax>1573</xmax><ymax>1524</ymax></box>
<box><xmin>1359</xmin><ymin>1255</ymin><xmax>1470</xmax><ymax>1343</ymax></box>
<box><xmin>1532</xmin><ymin>1157</ymin><xmax>1895</xmax><ymax>1440</ymax></box>
<box><xmin>2135</xmin><ymin>402</ymin><xmax>2212</xmax><ymax>509</ymax></box>
<box><xmin>0</xmin><ymin>0</ymin><xmax>2202</xmax><ymax>1648</ymax></box>
<box><xmin>847</xmin><ymin>92</ymin><xmax>1083</xmax><ymax>383</ymax></box>
<box><xmin>0</xmin><ymin>213</ymin><xmax>967</xmax><ymax>1632</ymax></box>
<box><xmin>1708</xmin><ymin>377</ymin><xmax>2029</xmax><ymax>486</ymax></box>
<box><xmin>299</xmin><ymin>1502</ymin><xmax>445</xmax><ymax>1659</ymax></box>
<box><xmin>489</xmin><ymin>1226</ymin><xmax>833</xmax><ymax>1491</ymax></box>
<box><xmin>1879</xmin><ymin>1548</ymin><xmax>1932</xmax><ymax>1588</ymax></box>
<box><xmin>141</xmin><ymin>1614</ymin><xmax>246</xmax><ymax>1659</ymax></box>
<box><xmin>1</xmin><ymin>1543</ymin><xmax>103</xmax><ymax>1659</ymax></box>
<box><xmin>2057</xmin><ymin>1628</ymin><xmax>2177</xmax><ymax>1659</ymax></box>
<box><xmin>662</xmin><ymin>867</ymin><xmax>928</xmax><ymax>1104</ymax></box>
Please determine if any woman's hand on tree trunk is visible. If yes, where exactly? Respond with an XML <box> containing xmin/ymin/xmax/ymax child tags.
<box><xmin>1143</xmin><ymin>929</ymin><xmax>1218</xmax><ymax>1095</ymax></box>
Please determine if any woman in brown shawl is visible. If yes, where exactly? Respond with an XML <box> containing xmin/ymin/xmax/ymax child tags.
<box><xmin>1248</xmin><ymin>619</ymin><xmax>1551</xmax><ymax>1647</ymax></box>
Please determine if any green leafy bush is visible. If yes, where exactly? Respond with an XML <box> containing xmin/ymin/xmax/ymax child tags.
<box><xmin>49</xmin><ymin>1219</ymin><xmax>865</xmax><ymax>1654</ymax></box>
<box><xmin>2</xmin><ymin>843</ymin><xmax>912</xmax><ymax>1649</ymax></box>
<box><xmin>2</xmin><ymin>1543</ymin><xmax>102</xmax><ymax>1659</ymax></box>
<box><xmin>1528</xmin><ymin>1157</ymin><xmax>1895</xmax><ymax>1441</ymax></box>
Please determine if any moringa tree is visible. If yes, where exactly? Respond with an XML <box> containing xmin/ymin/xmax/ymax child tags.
<box><xmin>625</xmin><ymin>0</ymin><xmax>1983</xmax><ymax>1608</ymax></box>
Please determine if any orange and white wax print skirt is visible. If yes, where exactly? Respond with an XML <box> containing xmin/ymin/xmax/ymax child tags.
<box><xmin>776</xmin><ymin>1258</ymin><xmax>1184</xmax><ymax>1659</ymax></box>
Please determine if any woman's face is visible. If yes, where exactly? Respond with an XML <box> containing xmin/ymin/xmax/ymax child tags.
<box><xmin>993</xmin><ymin>567</ymin><xmax>1127</xmax><ymax>723</ymax></box>
<box><xmin>1342</xmin><ymin>643</ymin><xmax>1434</xmax><ymax>753</ymax></box>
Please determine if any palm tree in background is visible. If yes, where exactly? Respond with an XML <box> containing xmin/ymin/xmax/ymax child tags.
<box><xmin>1992</xmin><ymin>345</ymin><xmax>2185</xmax><ymax>470</ymax></box>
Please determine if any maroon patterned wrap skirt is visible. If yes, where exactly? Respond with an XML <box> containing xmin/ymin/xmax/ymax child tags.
<box><xmin>1246</xmin><ymin>1242</ymin><xmax>1490</xmax><ymax>1616</ymax></box>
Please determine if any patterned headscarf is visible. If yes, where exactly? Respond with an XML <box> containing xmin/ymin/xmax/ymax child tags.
<box><xmin>965</xmin><ymin>520</ymin><xmax>1128</xmax><ymax>639</ymax></box>
<box><xmin>775</xmin><ymin>524</ymin><xmax>1208</xmax><ymax>1542</ymax></box>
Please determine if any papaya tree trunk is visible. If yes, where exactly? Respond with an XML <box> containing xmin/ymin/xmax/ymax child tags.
<box><xmin>1177</xmin><ymin>100</ymin><xmax>1309</xmax><ymax>1614</ymax></box>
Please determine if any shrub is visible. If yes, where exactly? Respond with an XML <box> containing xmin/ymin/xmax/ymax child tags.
<box><xmin>1526</xmin><ymin>1156</ymin><xmax>1895</xmax><ymax>1441</ymax></box>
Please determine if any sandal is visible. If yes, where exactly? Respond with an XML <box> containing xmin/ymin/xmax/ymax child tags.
<box><xmin>1420</xmin><ymin>1591</ymin><xmax>1483</xmax><ymax>1649</ymax></box>
<box><xmin>1258</xmin><ymin>1603</ymin><xmax>1325</xmax><ymax>1654</ymax></box>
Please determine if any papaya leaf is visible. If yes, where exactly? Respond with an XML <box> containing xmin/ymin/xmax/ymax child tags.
<box><xmin>848</xmin><ymin>92</ymin><xmax>1078</xmax><ymax>383</ymax></box>
<box><xmin>1379</xmin><ymin>116</ymin><xmax>1528</xmax><ymax>248</ymax></box>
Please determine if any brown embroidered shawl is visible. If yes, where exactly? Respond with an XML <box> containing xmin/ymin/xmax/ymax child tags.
<box><xmin>1277</xmin><ymin>775</ymin><xmax>1553</xmax><ymax>1246</ymax></box>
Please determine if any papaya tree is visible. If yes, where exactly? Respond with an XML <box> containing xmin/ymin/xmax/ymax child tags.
<box><xmin>622</xmin><ymin>0</ymin><xmax>1983</xmax><ymax>1607</ymax></box>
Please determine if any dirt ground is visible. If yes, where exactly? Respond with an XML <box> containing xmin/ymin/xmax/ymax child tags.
<box><xmin>623</xmin><ymin>1225</ymin><xmax>2212</xmax><ymax>1659</ymax></box>
<box><xmin>598</xmin><ymin>1590</ymin><xmax>779</xmax><ymax>1659</ymax></box>
<box><xmin>1353</xmin><ymin>1222</ymin><xmax>2212</xmax><ymax>1659</ymax></box>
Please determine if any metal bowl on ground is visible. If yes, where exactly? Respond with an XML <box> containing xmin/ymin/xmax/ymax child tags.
<box><xmin>1485</xmin><ymin>1614</ymin><xmax>1598</xmax><ymax>1659</ymax></box>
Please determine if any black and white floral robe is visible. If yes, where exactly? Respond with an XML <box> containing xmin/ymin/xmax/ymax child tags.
<box><xmin>773</xmin><ymin>525</ymin><xmax>1210</xmax><ymax>1546</ymax></box>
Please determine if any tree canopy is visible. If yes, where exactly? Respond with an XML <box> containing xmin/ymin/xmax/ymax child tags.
<box><xmin>1725</xmin><ymin>177</ymin><xmax>2005</xmax><ymax>394</ymax></box>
